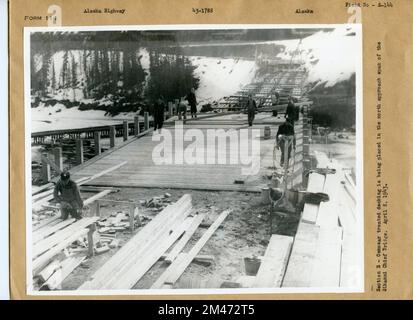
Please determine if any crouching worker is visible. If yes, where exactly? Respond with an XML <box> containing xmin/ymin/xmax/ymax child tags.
<box><xmin>54</xmin><ymin>171</ymin><xmax>84</xmax><ymax>220</ymax></box>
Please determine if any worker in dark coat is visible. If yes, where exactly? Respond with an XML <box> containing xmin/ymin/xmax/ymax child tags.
<box><xmin>53</xmin><ymin>171</ymin><xmax>83</xmax><ymax>220</ymax></box>
<box><xmin>153</xmin><ymin>98</ymin><xmax>165</xmax><ymax>131</ymax></box>
<box><xmin>285</xmin><ymin>96</ymin><xmax>299</xmax><ymax>125</ymax></box>
<box><xmin>276</xmin><ymin>118</ymin><xmax>296</xmax><ymax>167</ymax></box>
<box><xmin>246</xmin><ymin>94</ymin><xmax>257</xmax><ymax>126</ymax></box>
<box><xmin>186</xmin><ymin>88</ymin><xmax>198</xmax><ymax>118</ymax></box>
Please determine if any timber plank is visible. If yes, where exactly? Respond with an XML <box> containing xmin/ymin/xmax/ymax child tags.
<box><xmin>33</xmin><ymin>228</ymin><xmax>89</xmax><ymax>274</ymax></box>
<box><xmin>165</xmin><ymin>213</ymin><xmax>206</xmax><ymax>264</ymax></box>
<box><xmin>33</xmin><ymin>218</ymin><xmax>76</xmax><ymax>244</ymax></box>
<box><xmin>33</xmin><ymin>217</ymin><xmax>98</xmax><ymax>258</ymax></box>
<box><xmin>151</xmin><ymin>209</ymin><xmax>231</xmax><ymax>289</ymax></box>
<box><xmin>253</xmin><ymin>235</ymin><xmax>293</xmax><ymax>287</ymax></box>
<box><xmin>282</xmin><ymin>223</ymin><xmax>320</xmax><ymax>287</ymax></box>
<box><xmin>340</xmin><ymin>231</ymin><xmax>361</xmax><ymax>287</ymax></box>
<box><xmin>43</xmin><ymin>256</ymin><xmax>86</xmax><ymax>290</ymax></box>
<box><xmin>309</xmin><ymin>227</ymin><xmax>343</xmax><ymax>287</ymax></box>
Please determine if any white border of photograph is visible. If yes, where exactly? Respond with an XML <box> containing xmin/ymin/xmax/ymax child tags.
<box><xmin>24</xmin><ymin>24</ymin><xmax>364</xmax><ymax>296</ymax></box>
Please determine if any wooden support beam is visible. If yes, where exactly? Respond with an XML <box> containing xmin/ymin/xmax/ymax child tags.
<box><xmin>129</xmin><ymin>203</ymin><xmax>135</xmax><ymax>232</ymax></box>
<box><xmin>123</xmin><ymin>121</ymin><xmax>128</xmax><ymax>141</ymax></box>
<box><xmin>109</xmin><ymin>126</ymin><xmax>116</xmax><ymax>148</ymax></box>
<box><xmin>95</xmin><ymin>200</ymin><xmax>101</xmax><ymax>217</ymax></box>
<box><xmin>87</xmin><ymin>223</ymin><xmax>97</xmax><ymax>257</ymax></box>
<box><xmin>94</xmin><ymin>131</ymin><xmax>101</xmax><ymax>156</ymax></box>
<box><xmin>41</xmin><ymin>154</ymin><xmax>51</xmax><ymax>183</ymax></box>
<box><xmin>134</xmin><ymin>116</ymin><xmax>140</xmax><ymax>136</ymax></box>
<box><xmin>53</xmin><ymin>147</ymin><xmax>63</xmax><ymax>172</ymax></box>
<box><xmin>144</xmin><ymin>112</ymin><xmax>149</xmax><ymax>131</ymax></box>
<box><xmin>75</xmin><ymin>139</ymin><xmax>84</xmax><ymax>165</ymax></box>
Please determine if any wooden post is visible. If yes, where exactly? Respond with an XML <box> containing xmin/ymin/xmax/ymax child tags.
<box><xmin>75</xmin><ymin>139</ymin><xmax>84</xmax><ymax>165</ymax></box>
<box><xmin>168</xmin><ymin>102</ymin><xmax>173</xmax><ymax>118</ymax></box>
<box><xmin>41</xmin><ymin>154</ymin><xmax>51</xmax><ymax>183</ymax></box>
<box><xmin>129</xmin><ymin>204</ymin><xmax>135</xmax><ymax>232</ymax></box>
<box><xmin>144</xmin><ymin>112</ymin><xmax>149</xmax><ymax>131</ymax></box>
<box><xmin>53</xmin><ymin>147</ymin><xmax>63</xmax><ymax>172</ymax></box>
<box><xmin>143</xmin><ymin>112</ymin><xmax>149</xmax><ymax>131</ymax></box>
<box><xmin>96</xmin><ymin>200</ymin><xmax>101</xmax><ymax>217</ymax></box>
<box><xmin>87</xmin><ymin>223</ymin><xmax>96</xmax><ymax>257</ymax></box>
<box><xmin>109</xmin><ymin>126</ymin><xmax>116</xmax><ymax>148</ymax></box>
<box><xmin>123</xmin><ymin>121</ymin><xmax>128</xmax><ymax>141</ymax></box>
<box><xmin>94</xmin><ymin>131</ymin><xmax>101</xmax><ymax>155</ymax></box>
<box><xmin>134</xmin><ymin>116</ymin><xmax>140</xmax><ymax>136</ymax></box>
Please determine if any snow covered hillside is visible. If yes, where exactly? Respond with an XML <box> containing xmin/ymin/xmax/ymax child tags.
<box><xmin>30</xmin><ymin>26</ymin><xmax>359</xmax><ymax>132</ymax></box>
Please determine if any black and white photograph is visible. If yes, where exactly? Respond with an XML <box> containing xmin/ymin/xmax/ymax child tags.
<box><xmin>25</xmin><ymin>25</ymin><xmax>363</xmax><ymax>294</ymax></box>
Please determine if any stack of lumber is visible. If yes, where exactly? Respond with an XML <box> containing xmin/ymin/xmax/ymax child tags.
<box><xmin>37</xmin><ymin>256</ymin><xmax>87</xmax><ymax>290</ymax></box>
<box><xmin>151</xmin><ymin>209</ymin><xmax>231</xmax><ymax>289</ymax></box>
<box><xmin>32</xmin><ymin>216</ymin><xmax>98</xmax><ymax>274</ymax></box>
<box><xmin>79</xmin><ymin>194</ymin><xmax>198</xmax><ymax>290</ymax></box>
<box><xmin>281</xmin><ymin>151</ymin><xmax>360</xmax><ymax>288</ymax></box>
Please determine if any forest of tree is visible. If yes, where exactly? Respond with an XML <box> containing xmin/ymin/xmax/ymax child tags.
<box><xmin>30</xmin><ymin>31</ymin><xmax>200</xmax><ymax>115</ymax></box>
<box><xmin>308</xmin><ymin>74</ymin><xmax>356</xmax><ymax>129</ymax></box>
<box><xmin>145</xmin><ymin>50</ymin><xmax>199</xmax><ymax>102</ymax></box>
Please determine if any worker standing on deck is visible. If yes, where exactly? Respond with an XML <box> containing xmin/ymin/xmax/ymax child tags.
<box><xmin>186</xmin><ymin>88</ymin><xmax>198</xmax><ymax>119</ymax></box>
<box><xmin>276</xmin><ymin>118</ymin><xmax>296</xmax><ymax>167</ymax></box>
<box><xmin>246</xmin><ymin>94</ymin><xmax>257</xmax><ymax>127</ymax></box>
<box><xmin>285</xmin><ymin>96</ymin><xmax>299</xmax><ymax>125</ymax></box>
<box><xmin>178</xmin><ymin>97</ymin><xmax>187</xmax><ymax>120</ymax></box>
<box><xmin>153</xmin><ymin>97</ymin><xmax>165</xmax><ymax>131</ymax></box>
<box><xmin>53</xmin><ymin>171</ymin><xmax>83</xmax><ymax>220</ymax></box>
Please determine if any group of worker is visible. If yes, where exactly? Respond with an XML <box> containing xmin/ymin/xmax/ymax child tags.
<box><xmin>246</xmin><ymin>94</ymin><xmax>299</xmax><ymax>168</ymax></box>
<box><xmin>153</xmin><ymin>87</ymin><xmax>198</xmax><ymax>131</ymax></box>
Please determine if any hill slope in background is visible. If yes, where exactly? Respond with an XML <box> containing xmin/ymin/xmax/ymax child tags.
<box><xmin>31</xmin><ymin>26</ymin><xmax>358</xmax><ymax>132</ymax></box>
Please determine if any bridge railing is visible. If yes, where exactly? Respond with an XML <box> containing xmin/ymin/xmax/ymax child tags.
<box><xmin>33</xmin><ymin>112</ymin><xmax>153</xmax><ymax>184</ymax></box>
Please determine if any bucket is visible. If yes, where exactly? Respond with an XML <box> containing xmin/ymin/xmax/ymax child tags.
<box><xmin>243</xmin><ymin>257</ymin><xmax>261</xmax><ymax>276</ymax></box>
<box><xmin>261</xmin><ymin>187</ymin><xmax>271</xmax><ymax>205</ymax></box>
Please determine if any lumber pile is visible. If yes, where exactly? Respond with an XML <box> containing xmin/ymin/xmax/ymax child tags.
<box><xmin>32</xmin><ymin>217</ymin><xmax>99</xmax><ymax>274</ymax></box>
<box><xmin>36</xmin><ymin>255</ymin><xmax>87</xmax><ymax>290</ymax></box>
<box><xmin>281</xmin><ymin>151</ymin><xmax>360</xmax><ymax>288</ymax></box>
<box><xmin>151</xmin><ymin>209</ymin><xmax>231</xmax><ymax>289</ymax></box>
<box><xmin>79</xmin><ymin>194</ymin><xmax>197</xmax><ymax>290</ymax></box>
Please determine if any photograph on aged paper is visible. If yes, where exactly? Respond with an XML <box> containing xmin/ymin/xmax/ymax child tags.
<box><xmin>25</xmin><ymin>25</ymin><xmax>363</xmax><ymax>294</ymax></box>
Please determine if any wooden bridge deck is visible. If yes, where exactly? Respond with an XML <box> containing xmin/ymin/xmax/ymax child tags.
<box><xmin>70</xmin><ymin>114</ymin><xmax>287</xmax><ymax>192</ymax></box>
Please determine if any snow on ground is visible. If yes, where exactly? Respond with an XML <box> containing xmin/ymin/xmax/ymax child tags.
<box><xmin>31</xmin><ymin>103</ymin><xmax>135</xmax><ymax>133</ymax></box>
<box><xmin>189</xmin><ymin>56</ymin><xmax>257</xmax><ymax>105</ymax></box>
<box><xmin>275</xmin><ymin>26</ymin><xmax>358</xmax><ymax>87</ymax></box>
